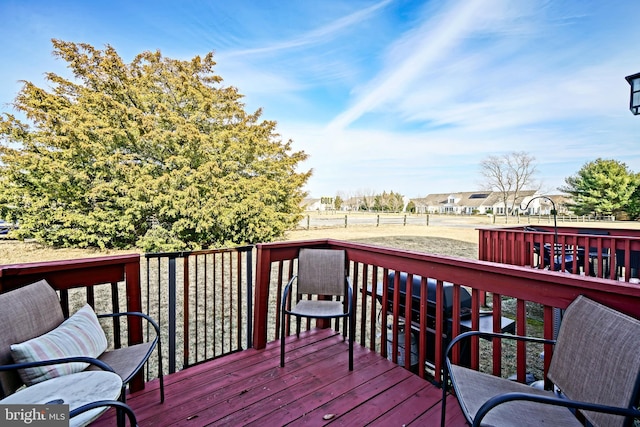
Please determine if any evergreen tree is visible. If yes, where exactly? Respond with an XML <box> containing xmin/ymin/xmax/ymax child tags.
<box><xmin>560</xmin><ymin>158</ymin><xmax>638</xmax><ymax>217</ymax></box>
<box><xmin>0</xmin><ymin>40</ymin><xmax>310</xmax><ymax>250</ymax></box>
<box><xmin>334</xmin><ymin>195</ymin><xmax>343</xmax><ymax>210</ymax></box>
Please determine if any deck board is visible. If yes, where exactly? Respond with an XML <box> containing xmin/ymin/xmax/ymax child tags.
<box><xmin>367</xmin><ymin>382</ymin><xmax>443</xmax><ymax>426</ymax></box>
<box><xmin>330</xmin><ymin>375</ymin><xmax>433</xmax><ymax>426</ymax></box>
<box><xmin>92</xmin><ymin>329</ymin><xmax>466</xmax><ymax>426</ymax></box>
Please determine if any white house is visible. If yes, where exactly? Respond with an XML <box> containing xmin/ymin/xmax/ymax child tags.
<box><xmin>410</xmin><ymin>190</ymin><xmax>571</xmax><ymax>216</ymax></box>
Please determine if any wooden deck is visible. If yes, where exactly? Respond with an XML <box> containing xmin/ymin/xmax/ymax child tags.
<box><xmin>93</xmin><ymin>328</ymin><xmax>467</xmax><ymax>426</ymax></box>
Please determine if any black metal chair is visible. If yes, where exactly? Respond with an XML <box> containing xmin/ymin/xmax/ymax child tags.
<box><xmin>280</xmin><ymin>248</ymin><xmax>354</xmax><ymax>371</ymax></box>
<box><xmin>441</xmin><ymin>295</ymin><xmax>640</xmax><ymax>427</ymax></box>
<box><xmin>577</xmin><ymin>229</ymin><xmax>610</xmax><ymax>277</ymax></box>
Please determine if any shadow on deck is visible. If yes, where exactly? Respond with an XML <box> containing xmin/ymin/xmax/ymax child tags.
<box><xmin>93</xmin><ymin>328</ymin><xmax>466</xmax><ymax>426</ymax></box>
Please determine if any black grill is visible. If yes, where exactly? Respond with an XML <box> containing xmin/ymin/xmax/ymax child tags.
<box><xmin>385</xmin><ymin>271</ymin><xmax>472</xmax><ymax>321</ymax></box>
<box><xmin>382</xmin><ymin>271</ymin><xmax>473</xmax><ymax>367</ymax></box>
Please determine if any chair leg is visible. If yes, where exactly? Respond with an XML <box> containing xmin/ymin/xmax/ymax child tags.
<box><xmin>117</xmin><ymin>387</ymin><xmax>127</xmax><ymax>427</ymax></box>
<box><xmin>280</xmin><ymin>311</ymin><xmax>286</xmax><ymax>368</ymax></box>
<box><xmin>348</xmin><ymin>313</ymin><xmax>354</xmax><ymax>371</ymax></box>
<box><xmin>343</xmin><ymin>313</ymin><xmax>347</xmax><ymax>340</ymax></box>
<box><xmin>440</xmin><ymin>352</ymin><xmax>449</xmax><ymax>427</ymax></box>
<box><xmin>117</xmin><ymin>401</ymin><xmax>137</xmax><ymax>427</ymax></box>
<box><xmin>71</xmin><ymin>400</ymin><xmax>137</xmax><ymax>427</ymax></box>
<box><xmin>157</xmin><ymin>337</ymin><xmax>165</xmax><ymax>403</ymax></box>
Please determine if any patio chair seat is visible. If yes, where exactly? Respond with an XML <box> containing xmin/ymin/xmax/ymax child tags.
<box><xmin>0</xmin><ymin>370</ymin><xmax>137</xmax><ymax>427</ymax></box>
<box><xmin>442</xmin><ymin>295</ymin><xmax>640</xmax><ymax>427</ymax></box>
<box><xmin>288</xmin><ymin>300</ymin><xmax>346</xmax><ymax>317</ymax></box>
<box><xmin>280</xmin><ymin>248</ymin><xmax>354</xmax><ymax>371</ymax></box>
<box><xmin>449</xmin><ymin>365</ymin><xmax>582</xmax><ymax>427</ymax></box>
<box><xmin>88</xmin><ymin>341</ymin><xmax>155</xmax><ymax>383</ymax></box>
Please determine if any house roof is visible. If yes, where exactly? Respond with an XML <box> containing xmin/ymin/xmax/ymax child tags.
<box><xmin>411</xmin><ymin>190</ymin><xmax>545</xmax><ymax>209</ymax></box>
<box><xmin>301</xmin><ymin>198</ymin><xmax>320</xmax><ymax>207</ymax></box>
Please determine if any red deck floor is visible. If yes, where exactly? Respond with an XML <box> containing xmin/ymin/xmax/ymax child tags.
<box><xmin>93</xmin><ymin>328</ymin><xmax>467</xmax><ymax>426</ymax></box>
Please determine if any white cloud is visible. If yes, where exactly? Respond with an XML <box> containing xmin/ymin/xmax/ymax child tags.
<box><xmin>3</xmin><ymin>0</ymin><xmax>640</xmax><ymax>200</ymax></box>
<box><xmin>327</xmin><ymin>0</ymin><xmax>523</xmax><ymax>130</ymax></box>
<box><xmin>223</xmin><ymin>0</ymin><xmax>393</xmax><ymax>58</ymax></box>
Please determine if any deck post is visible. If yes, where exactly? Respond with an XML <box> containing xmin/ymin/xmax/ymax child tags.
<box><xmin>253</xmin><ymin>244</ymin><xmax>272</xmax><ymax>349</ymax></box>
<box><xmin>124</xmin><ymin>257</ymin><xmax>145</xmax><ymax>392</ymax></box>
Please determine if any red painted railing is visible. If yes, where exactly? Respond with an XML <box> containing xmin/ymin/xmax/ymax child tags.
<box><xmin>478</xmin><ymin>226</ymin><xmax>640</xmax><ymax>281</ymax></box>
<box><xmin>0</xmin><ymin>254</ymin><xmax>146</xmax><ymax>391</ymax></box>
<box><xmin>253</xmin><ymin>239</ymin><xmax>640</xmax><ymax>385</ymax></box>
<box><xmin>5</xmin><ymin>241</ymin><xmax>640</xmax><ymax>392</ymax></box>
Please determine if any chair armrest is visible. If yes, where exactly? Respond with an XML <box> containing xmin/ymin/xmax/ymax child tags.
<box><xmin>0</xmin><ymin>356</ymin><xmax>115</xmax><ymax>373</ymax></box>
<box><xmin>70</xmin><ymin>399</ymin><xmax>137</xmax><ymax>426</ymax></box>
<box><xmin>473</xmin><ymin>391</ymin><xmax>640</xmax><ymax>427</ymax></box>
<box><xmin>446</xmin><ymin>330</ymin><xmax>555</xmax><ymax>359</ymax></box>
<box><xmin>346</xmin><ymin>278</ymin><xmax>353</xmax><ymax>314</ymax></box>
<box><xmin>281</xmin><ymin>276</ymin><xmax>298</xmax><ymax>310</ymax></box>
<box><xmin>97</xmin><ymin>311</ymin><xmax>161</xmax><ymax>337</ymax></box>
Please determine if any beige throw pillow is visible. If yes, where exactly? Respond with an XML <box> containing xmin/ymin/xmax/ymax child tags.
<box><xmin>10</xmin><ymin>304</ymin><xmax>108</xmax><ymax>385</ymax></box>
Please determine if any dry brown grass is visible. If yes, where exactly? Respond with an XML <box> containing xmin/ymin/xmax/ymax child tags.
<box><xmin>0</xmin><ymin>216</ymin><xmax>482</xmax><ymax>264</ymax></box>
<box><xmin>2</xmin><ymin>216</ymin><xmax>634</xmax><ymax>382</ymax></box>
<box><xmin>3</xmin><ymin>214</ymin><xmax>638</xmax><ymax>265</ymax></box>
<box><xmin>0</xmin><ymin>238</ymin><xmax>136</xmax><ymax>265</ymax></box>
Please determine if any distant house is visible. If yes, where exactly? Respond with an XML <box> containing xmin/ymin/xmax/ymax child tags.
<box><xmin>304</xmin><ymin>191</ymin><xmax>572</xmax><ymax>215</ymax></box>
<box><xmin>301</xmin><ymin>198</ymin><xmax>324</xmax><ymax>211</ymax></box>
<box><xmin>490</xmin><ymin>190</ymin><xmax>539</xmax><ymax>216</ymax></box>
<box><xmin>551</xmin><ymin>195</ymin><xmax>572</xmax><ymax>215</ymax></box>
<box><xmin>410</xmin><ymin>190</ymin><xmax>570</xmax><ymax>216</ymax></box>
<box><xmin>520</xmin><ymin>194</ymin><xmax>572</xmax><ymax>215</ymax></box>
<box><xmin>411</xmin><ymin>192</ymin><xmax>494</xmax><ymax>215</ymax></box>
<box><xmin>341</xmin><ymin>197</ymin><xmax>363</xmax><ymax>211</ymax></box>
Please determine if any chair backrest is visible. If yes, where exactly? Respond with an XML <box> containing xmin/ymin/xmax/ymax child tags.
<box><xmin>296</xmin><ymin>249</ymin><xmax>347</xmax><ymax>296</ymax></box>
<box><xmin>548</xmin><ymin>295</ymin><xmax>640</xmax><ymax>427</ymax></box>
<box><xmin>0</xmin><ymin>280</ymin><xmax>65</xmax><ymax>397</ymax></box>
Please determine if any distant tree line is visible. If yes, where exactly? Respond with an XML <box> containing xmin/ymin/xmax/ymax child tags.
<box><xmin>328</xmin><ymin>190</ymin><xmax>404</xmax><ymax>212</ymax></box>
<box><xmin>333</xmin><ymin>155</ymin><xmax>640</xmax><ymax>221</ymax></box>
<box><xmin>480</xmin><ymin>154</ymin><xmax>640</xmax><ymax>220</ymax></box>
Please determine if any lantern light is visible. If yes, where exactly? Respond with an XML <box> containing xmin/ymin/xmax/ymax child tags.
<box><xmin>625</xmin><ymin>72</ymin><xmax>640</xmax><ymax>115</ymax></box>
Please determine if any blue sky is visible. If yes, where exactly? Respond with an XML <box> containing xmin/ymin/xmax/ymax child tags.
<box><xmin>1</xmin><ymin>0</ymin><xmax>639</xmax><ymax>199</ymax></box>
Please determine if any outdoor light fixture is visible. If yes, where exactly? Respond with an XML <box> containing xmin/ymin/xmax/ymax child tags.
<box><xmin>625</xmin><ymin>72</ymin><xmax>640</xmax><ymax>115</ymax></box>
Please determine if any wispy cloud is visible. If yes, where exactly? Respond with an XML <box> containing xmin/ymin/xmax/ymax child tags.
<box><xmin>224</xmin><ymin>0</ymin><xmax>393</xmax><ymax>58</ymax></box>
<box><xmin>327</xmin><ymin>0</ymin><xmax>492</xmax><ymax>130</ymax></box>
<box><xmin>2</xmin><ymin>0</ymin><xmax>639</xmax><ymax>199</ymax></box>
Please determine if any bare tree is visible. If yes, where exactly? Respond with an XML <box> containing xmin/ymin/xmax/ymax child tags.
<box><xmin>479</xmin><ymin>152</ymin><xmax>538</xmax><ymax>223</ymax></box>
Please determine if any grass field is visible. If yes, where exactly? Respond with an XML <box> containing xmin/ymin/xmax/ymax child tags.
<box><xmin>0</xmin><ymin>216</ymin><xmax>485</xmax><ymax>264</ymax></box>
<box><xmin>3</xmin><ymin>214</ymin><xmax>637</xmax><ymax>264</ymax></box>
<box><xmin>2</xmin><ymin>215</ymin><xmax>635</xmax><ymax>382</ymax></box>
